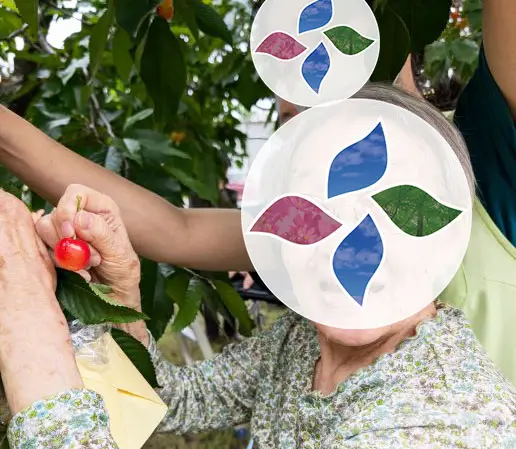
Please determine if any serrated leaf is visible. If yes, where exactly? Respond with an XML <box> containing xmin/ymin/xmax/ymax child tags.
<box><xmin>14</xmin><ymin>0</ymin><xmax>37</xmax><ymax>38</ymax></box>
<box><xmin>141</xmin><ymin>259</ymin><xmax>175</xmax><ymax>341</ymax></box>
<box><xmin>324</xmin><ymin>26</ymin><xmax>375</xmax><ymax>55</ymax></box>
<box><xmin>190</xmin><ymin>0</ymin><xmax>232</xmax><ymax>45</ymax></box>
<box><xmin>373</xmin><ymin>185</ymin><xmax>462</xmax><ymax>237</ymax></box>
<box><xmin>170</xmin><ymin>277</ymin><xmax>204</xmax><ymax>332</ymax></box>
<box><xmin>111</xmin><ymin>328</ymin><xmax>158</xmax><ymax>388</ymax></box>
<box><xmin>89</xmin><ymin>0</ymin><xmax>115</xmax><ymax>81</ymax></box>
<box><xmin>164</xmin><ymin>269</ymin><xmax>191</xmax><ymax>304</ymax></box>
<box><xmin>90</xmin><ymin>283</ymin><xmax>112</xmax><ymax>295</ymax></box>
<box><xmin>141</xmin><ymin>17</ymin><xmax>186</xmax><ymax>128</ymax></box>
<box><xmin>56</xmin><ymin>270</ymin><xmax>148</xmax><ymax>324</ymax></box>
<box><xmin>213</xmin><ymin>280</ymin><xmax>253</xmax><ymax>337</ymax></box>
<box><xmin>112</xmin><ymin>27</ymin><xmax>133</xmax><ymax>83</ymax></box>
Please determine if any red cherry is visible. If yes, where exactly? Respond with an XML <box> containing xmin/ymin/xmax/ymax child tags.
<box><xmin>54</xmin><ymin>238</ymin><xmax>91</xmax><ymax>272</ymax></box>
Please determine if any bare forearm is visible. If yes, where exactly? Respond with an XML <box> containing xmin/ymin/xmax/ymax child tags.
<box><xmin>0</xmin><ymin>106</ymin><xmax>252</xmax><ymax>271</ymax></box>
<box><xmin>483</xmin><ymin>0</ymin><xmax>516</xmax><ymax>118</ymax></box>
<box><xmin>0</xmin><ymin>291</ymin><xmax>83</xmax><ymax>414</ymax></box>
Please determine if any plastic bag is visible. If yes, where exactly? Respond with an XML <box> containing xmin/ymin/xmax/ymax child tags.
<box><xmin>69</xmin><ymin>320</ymin><xmax>111</xmax><ymax>367</ymax></box>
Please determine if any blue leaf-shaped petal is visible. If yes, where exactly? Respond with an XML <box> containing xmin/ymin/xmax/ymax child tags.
<box><xmin>332</xmin><ymin>214</ymin><xmax>383</xmax><ymax>307</ymax></box>
<box><xmin>327</xmin><ymin>122</ymin><xmax>387</xmax><ymax>198</ymax></box>
<box><xmin>299</xmin><ymin>0</ymin><xmax>333</xmax><ymax>33</ymax></box>
<box><xmin>301</xmin><ymin>42</ymin><xmax>330</xmax><ymax>94</ymax></box>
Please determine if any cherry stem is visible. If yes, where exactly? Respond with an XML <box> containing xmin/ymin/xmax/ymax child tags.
<box><xmin>72</xmin><ymin>195</ymin><xmax>83</xmax><ymax>239</ymax></box>
<box><xmin>76</xmin><ymin>195</ymin><xmax>82</xmax><ymax>213</ymax></box>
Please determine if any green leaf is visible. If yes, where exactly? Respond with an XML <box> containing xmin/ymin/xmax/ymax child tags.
<box><xmin>175</xmin><ymin>0</ymin><xmax>199</xmax><ymax>40</ymax></box>
<box><xmin>450</xmin><ymin>39</ymin><xmax>479</xmax><ymax>65</ymax></box>
<box><xmin>115</xmin><ymin>0</ymin><xmax>154</xmax><ymax>37</ymax></box>
<box><xmin>140</xmin><ymin>259</ymin><xmax>175</xmax><ymax>341</ymax></box>
<box><xmin>388</xmin><ymin>0</ymin><xmax>452</xmax><ymax>53</ymax></box>
<box><xmin>212</xmin><ymin>280</ymin><xmax>253</xmax><ymax>337</ymax></box>
<box><xmin>324</xmin><ymin>26</ymin><xmax>375</xmax><ymax>55</ymax></box>
<box><xmin>0</xmin><ymin>0</ymin><xmax>18</xmax><ymax>11</ymax></box>
<box><xmin>124</xmin><ymin>108</ymin><xmax>154</xmax><ymax>130</ymax></box>
<box><xmin>112</xmin><ymin>27</ymin><xmax>134</xmax><ymax>83</ymax></box>
<box><xmin>170</xmin><ymin>277</ymin><xmax>204</xmax><ymax>332</ymax></box>
<box><xmin>89</xmin><ymin>0</ymin><xmax>115</xmax><ymax>81</ymax></box>
<box><xmin>57</xmin><ymin>56</ymin><xmax>89</xmax><ymax>85</ymax></box>
<box><xmin>127</xmin><ymin>129</ymin><xmax>190</xmax><ymax>160</ymax></box>
<box><xmin>104</xmin><ymin>146</ymin><xmax>124</xmax><ymax>173</ymax></box>
<box><xmin>190</xmin><ymin>0</ymin><xmax>232</xmax><ymax>45</ymax></box>
<box><xmin>111</xmin><ymin>328</ymin><xmax>158</xmax><ymax>388</ymax></box>
<box><xmin>164</xmin><ymin>164</ymin><xmax>218</xmax><ymax>204</ymax></box>
<box><xmin>56</xmin><ymin>270</ymin><xmax>148</xmax><ymax>324</ymax></box>
<box><xmin>164</xmin><ymin>269</ymin><xmax>190</xmax><ymax>304</ymax></box>
<box><xmin>90</xmin><ymin>283</ymin><xmax>113</xmax><ymax>295</ymax></box>
<box><xmin>13</xmin><ymin>0</ymin><xmax>37</xmax><ymax>38</ymax></box>
<box><xmin>370</xmin><ymin>7</ymin><xmax>410</xmax><ymax>82</ymax></box>
<box><xmin>372</xmin><ymin>185</ymin><xmax>462</xmax><ymax>237</ymax></box>
<box><xmin>141</xmin><ymin>17</ymin><xmax>186</xmax><ymax>128</ymax></box>
<box><xmin>0</xmin><ymin>9</ymin><xmax>22</xmax><ymax>39</ymax></box>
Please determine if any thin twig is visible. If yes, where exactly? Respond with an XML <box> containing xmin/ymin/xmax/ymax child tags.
<box><xmin>0</xmin><ymin>24</ymin><xmax>29</xmax><ymax>42</ymax></box>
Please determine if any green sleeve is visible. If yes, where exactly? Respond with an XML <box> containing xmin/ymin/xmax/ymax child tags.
<box><xmin>148</xmin><ymin>312</ymin><xmax>294</xmax><ymax>434</ymax></box>
<box><xmin>454</xmin><ymin>45</ymin><xmax>516</xmax><ymax>245</ymax></box>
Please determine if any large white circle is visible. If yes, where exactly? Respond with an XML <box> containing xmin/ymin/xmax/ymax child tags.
<box><xmin>241</xmin><ymin>99</ymin><xmax>472</xmax><ymax>329</ymax></box>
<box><xmin>250</xmin><ymin>0</ymin><xmax>380</xmax><ymax>107</ymax></box>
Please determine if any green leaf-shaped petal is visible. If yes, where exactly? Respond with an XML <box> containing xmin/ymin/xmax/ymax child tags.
<box><xmin>372</xmin><ymin>185</ymin><xmax>462</xmax><ymax>237</ymax></box>
<box><xmin>111</xmin><ymin>328</ymin><xmax>158</xmax><ymax>388</ymax></box>
<box><xmin>324</xmin><ymin>26</ymin><xmax>374</xmax><ymax>56</ymax></box>
<box><xmin>56</xmin><ymin>270</ymin><xmax>148</xmax><ymax>325</ymax></box>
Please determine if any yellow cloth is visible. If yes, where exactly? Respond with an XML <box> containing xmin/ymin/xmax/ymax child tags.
<box><xmin>75</xmin><ymin>333</ymin><xmax>168</xmax><ymax>449</ymax></box>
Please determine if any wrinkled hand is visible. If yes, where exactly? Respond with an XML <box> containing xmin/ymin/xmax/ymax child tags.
<box><xmin>36</xmin><ymin>184</ymin><xmax>141</xmax><ymax>309</ymax></box>
<box><xmin>35</xmin><ymin>184</ymin><xmax>148</xmax><ymax>345</ymax></box>
<box><xmin>0</xmin><ymin>190</ymin><xmax>56</xmax><ymax>300</ymax></box>
<box><xmin>0</xmin><ymin>190</ymin><xmax>82</xmax><ymax>413</ymax></box>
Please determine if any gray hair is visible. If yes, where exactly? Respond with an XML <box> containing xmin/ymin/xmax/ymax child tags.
<box><xmin>274</xmin><ymin>84</ymin><xmax>475</xmax><ymax>196</ymax></box>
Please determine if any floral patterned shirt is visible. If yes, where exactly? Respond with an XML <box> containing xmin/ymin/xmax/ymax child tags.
<box><xmin>7</xmin><ymin>305</ymin><xmax>516</xmax><ymax>448</ymax></box>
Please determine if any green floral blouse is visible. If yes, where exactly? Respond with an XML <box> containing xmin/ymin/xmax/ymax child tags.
<box><xmin>8</xmin><ymin>305</ymin><xmax>516</xmax><ymax>448</ymax></box>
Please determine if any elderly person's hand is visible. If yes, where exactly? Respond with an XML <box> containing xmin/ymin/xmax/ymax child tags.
<box><xmin>0</xmin><ymin>189</ymin><xmax>83</xmax><ymax>415</ymax></box>
<box><xmin>35</xmin><ymin>184</ymin><xmax>148</xmax><ymax>346</ymax></box>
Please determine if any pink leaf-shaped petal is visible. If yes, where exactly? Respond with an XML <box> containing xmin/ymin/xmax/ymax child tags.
<box><xmin>251</xmin><ymin>196</ymin><xmax>341</xmax><ymax>245</ymax></box>
<box><xmin>255</xmin><ymin>32</ymin><xmax>307</xmax><ymax>60</ymax></box>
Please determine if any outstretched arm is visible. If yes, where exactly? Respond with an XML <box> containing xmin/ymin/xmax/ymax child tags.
<box><xmin>483</xmin><ymin>0</ymin><xmax>516</xmax><ymax>118</ymax></box>
<box><xmin>0</xmin><ymin>106</ymin><xmax>251</xmax><ymax>271</ymax></box>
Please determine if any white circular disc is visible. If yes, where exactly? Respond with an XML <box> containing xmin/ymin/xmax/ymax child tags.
<box><xmin>250</xmin><ymin>0</ymin><xmax>380</xmax><ymax>107</ymax></box>
<box><xmin>242</xmin><ymin>99</ymin><xmax>472</xmax><ymax>329</ymax></box>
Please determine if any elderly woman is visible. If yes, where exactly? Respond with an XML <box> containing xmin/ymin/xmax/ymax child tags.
<box><xmin>0</xmin><ymin>85</ymin><xmax>512</xmax><ymax>449</ymax></box>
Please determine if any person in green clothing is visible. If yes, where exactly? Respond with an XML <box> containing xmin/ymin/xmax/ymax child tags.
<box><xmin>0</xmin><ymin>0</ymin><xmax>514</xmax><ymax>384</ymax></box>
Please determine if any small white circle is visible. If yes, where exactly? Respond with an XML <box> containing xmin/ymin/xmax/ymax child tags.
<box><xmin>242</xmin><ymin>99</ymin><xmax>472</xmax><ymax>329</ymax></box>
<box><xmin>251</xmin><ymin>0</ymin><xmax>380</xmax><ymax>107</ymax></box>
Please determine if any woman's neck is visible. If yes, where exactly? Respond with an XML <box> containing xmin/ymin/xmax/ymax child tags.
<box><xmin>312</xmin><ymin>304</ymin><xmax>437</xmax><ymax>395</ymax></box>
